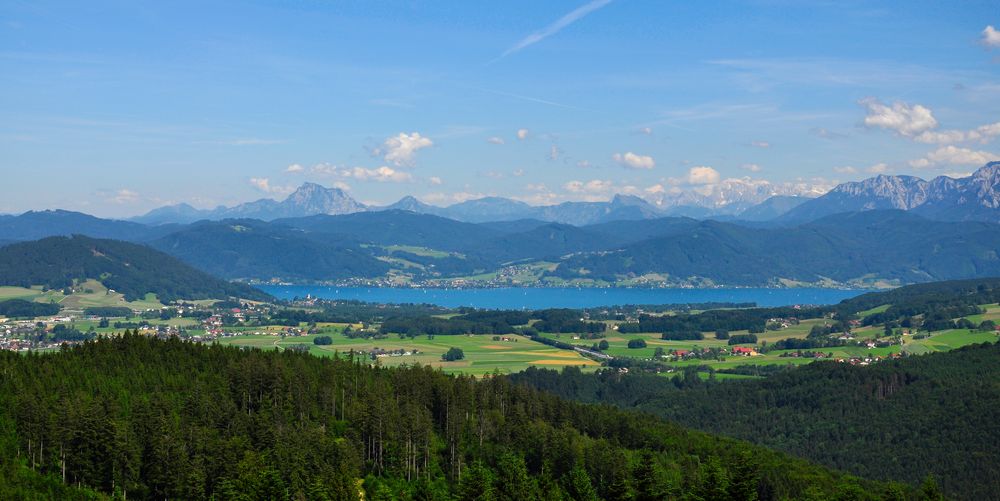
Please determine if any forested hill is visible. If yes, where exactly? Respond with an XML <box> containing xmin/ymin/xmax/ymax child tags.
<box><xmin>0</xmin><ymin>335</ymin><xmax>919</xmax><ymax>500</ymax></box>
<box><xmin>511</xmin><ymin>342</ymin><xmax>1000</xmax><ymax>500</ymax></box>
<box><xmin>0</xmin><ymin>235</ymin><xmax>270</xmax><ymax>302</ymax></box>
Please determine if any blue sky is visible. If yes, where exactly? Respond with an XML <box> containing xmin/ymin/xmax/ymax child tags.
<box><xmin>1</xmin><ymin>0</ymin><xmax>999</xmax><ymax>217</ymax></box>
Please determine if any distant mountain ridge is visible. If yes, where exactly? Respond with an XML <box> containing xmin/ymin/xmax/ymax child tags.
<box><xmin>782</xmin><ymin>162</ymin><xmax>1000</xmax><ymax>222</ymax></box>
<box><xmin>133</xmin><ymin>183</ymin><xmax>365</xmax><ymax>224</ymax></box>
<box><xmin>133</xmin><ymin>181</ymin><xmax>822</xmax><ymax>226</ymax></box>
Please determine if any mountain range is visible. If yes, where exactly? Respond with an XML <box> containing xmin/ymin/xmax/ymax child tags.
<box><xmin>2</xmin><ymin>162</ymin><xmax>1000</xmax><ymax>288</ymax></box>
<box><xmin>781</xmin><ymin>161</ymin><xmax>1000</xmax><ymax>223</ymax></box>
<box><xmin>132</xmin><ymin>182</ymin><xmax>817</xmax><ymax>226</ymax></box>
<box><xmin>3</xmin><ymin>206</ymin><xmax>999</xmax><ymax>288</ymax></box>
<box><xmin>129</xmin><ymin>162</ymin><xmax>1000</xmax><ymax>226</ymax></box>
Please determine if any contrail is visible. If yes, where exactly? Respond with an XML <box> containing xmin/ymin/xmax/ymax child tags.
<box><xmin>497</xmin><ymin>0</ymin><xmax>615</xmax><ymax>60</ymax></box>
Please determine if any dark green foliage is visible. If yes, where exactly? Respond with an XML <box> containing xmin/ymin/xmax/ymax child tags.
<box><xmin>0</xmin><ymin>335</ymin><xmax>902</xmax><ymax>500</ymax></box>
<box><xmin>0</xmin><ymin>236</ymin><xmax>269</xmax><ymax>302</ymax></box>
<box><xmin>626</xmin><ymin>338</ymin><xmax>647</xmax><ymax>349</ymax></box>
<box><xmin>532</xmin><ymin>309</ymin><xmax>606</xmax><ymax>334</ymax></box>
<box><xmin>313</xmin><ymin>335</ymin><xmax>333</xmax><ymax>345</ymax></box>
<box><xmin>380</xmin><ymin>309</ymin><xmax>603</xmax><ymax>337</ymax></box>
<box><xmin>50</xmin><ymin>324</ymin><xmax>95</xmax><ymax>342</ymax></box>
<box><xmin>441</xmin><ymin>347</ymin><xmax>465</xmax><ymax>361</ymax></box>
<box><xmin>83</xmin><ymin>306</ymin><xmax>132</xmax><ymax>317</ymax></box>
<box><xmin>0</xmin><ymin>299</ymin><xmax>60</xmax><ymax>318</ymax></box>
<box><xmin>513</xmin><ymin>342</ymin><xmax>1000</xmax><ymax>500</ymax></box>
<box><xmin>661</xmin><ymin>331</ymin><xmax>704</xmax><ymax>341</ymax></box>
<box><xmin>727</xmin><ymin>333</ymin><xmax>758</xmax><ymax>345</ymax></box>
<box><xmin>618</xmin><ymin>307</ymin><xmax>813</xmax><ymax>335</ymax></box>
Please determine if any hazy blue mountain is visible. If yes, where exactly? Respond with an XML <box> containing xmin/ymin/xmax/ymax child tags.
<box><xmin>379</xmin><ymin>195</ymin><xmax>446</xmax><ymax>216</ymax></box>
<box><xmin>468</xmin><ymin>223</ymin><xmax>610</xmax><ymax>263</ymax></box>
<box><xmin>737</xmin><ymin>195</ymin><xmax>811</xmax><ymax>221</ymax></box>
<box><xmin>438</xmin><ymin>197</ymin><xmax>537</xmax><ymax>222</ymax></box>
<box><xmin>149</xmin><ymin>219</ymin><xmax>389</xmax><ymax>281</ymax></box>
<box><xmin>0</xmin><ymin>210</ymin><xmax>171</xmax><ymax>242</ymax></box>
<box><xmin>275</xmin><ymin>210</ymin><xmax>503</xmax><ymax>252</ymax></box>
<box><xmin>583</xmin><ymin>216</ymin><xmax>703</xmax><ymax>245</ymax></box>
<box><xmin>781</xmin><ymin>162</ymin><xmax>1000</xmax><ymax>223</ymax></box>
<box><xmin>475</xmin><ymin>219</ymin><xmax>552</xmax><ymax>234</ymax></box>
<box><xmin>553</xmin><ymin>210</ymin><xmax>1000</xmax><ymax>286</ymax></box>
<box><xmin>130</xmin><ymin>203</ymin><xmax>207</xmax><ymax>225</ymax></box>
<box><xmin>373</xmin><ymin>194</ymin><xmax>668</xmax><ymax>225</ymax></box>
<box><xmin>134</xmin><ymin>182</ymin><xmax>367</xmax><ymax>223</ymax></box>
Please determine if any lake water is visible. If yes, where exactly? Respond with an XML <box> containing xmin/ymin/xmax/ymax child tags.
<box><xmin>257</xmin><ymin>286</ymin><xmax>871</xmax><ymax>309</ymax></box>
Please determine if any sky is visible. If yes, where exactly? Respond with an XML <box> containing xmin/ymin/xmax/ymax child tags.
<box><xmin>1</xmin><ymin>0</ymin><xmax>999</xmax><ymax>217</ymax></box>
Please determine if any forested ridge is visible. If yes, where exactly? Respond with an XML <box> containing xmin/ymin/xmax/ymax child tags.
<box><xmin>0</xmin><ymin>335</ymin><xmax>921</xmax><ymax>500</ymax></box>
<box><xmin>0</xmin><ymin>235</ymin><xmax>269</xmax><ymax>302</ymax></box>
<box><xmin>512</xmin><ymin>342</ymin><xmax>1000</xmax><ymax>500</ymax></box>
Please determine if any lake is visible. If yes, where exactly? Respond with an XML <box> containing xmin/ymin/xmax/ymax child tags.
<box><xmin>256</xmin><ymin>286</ymin><xmax>872</xmax><ymax>309</ymax></box>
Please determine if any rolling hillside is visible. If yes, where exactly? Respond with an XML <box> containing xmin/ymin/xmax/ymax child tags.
<box><xmin>553</xmin><ymin>211</ymin><xmax>1000</xmax><ymax>286</ymax></box>
<box><xmin>0</xmin><ymin>235</ymin><xmax>269</xmax><ymax>302</ymax></box>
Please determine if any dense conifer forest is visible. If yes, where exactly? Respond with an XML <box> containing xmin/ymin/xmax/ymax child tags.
<box><xmin>512</xmin><ymin>342</ymin><xmax>1000</xmax><ymax>500</ymax></box>
<box><xmin>0</xmin><ymin>335</ymin><xmax>923</xmax><ymax>500</ymax></box>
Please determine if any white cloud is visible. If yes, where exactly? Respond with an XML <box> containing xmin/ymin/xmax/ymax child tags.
<box><xmin>423</xmin><ymin>191</ymin><xmax>488</xmax><ymax>205</ymax></box>
<box><xmin>867</xmin><ymin>163</ymin><xmax>889</xmax><ymax>174</ymax></box>
<box><xmin>564</xmin><ymin>179</ymin><xmax>614</xmax><ymax>194</ymax></box>
<box><xmin>499</xmin><ymin>0</ymin><xmax>615</xmax><ymax>58</ymax></box>
<box><xmin>548</xmin><ymin>144</ymin><xmax>562</xmax><ymax>161</ymax></box>
<box><xmin>612</xmin><ymin>151</ymin><xmax>655</xmax><ymax>170</ymax></box>
<box><xmin>914</xmin><ymin>122</ymin><xmax>1000</xmax><ymax>144</ymax></box>
<box><xmin>860</xmin><ymin>97</ymin><xmax>938</xmax><ymax>137</ymax></box>
<box><xmin>512</xmin><ymin>169</ymin><xmax>525</xmax><ymax>177</ymax></box>
<box><xmin>833</xmin><ymin>166</ymin><xmax>858</xmax><ymax>175</ymax></box>
<box><xmin>347</xmin><ymin>166</ymin><xmax>414</xmax><ymax>183</ymax></box>
<box><xmin>576</xmin><ymin>160</ymin><xmax>592</xmax><ymax>168</ymax></box>
<box><xmin>285</xmin><ymin>163</ymin><xmax>304</xmax><ymax>173</ymax></box>
<box><xmin>249</xmin><ymin>177</ymin><xmax>294</xmax><ymax>195</ymax></box>
<box><xmin>516</xmin><ymin>128</ymin><xmax>529</xmax><ymax>140</ymax></box>
<box><xmin>909</xmin><ymin>146</ymin><xmax>1000</xmax><ymax>168</ymax></box>
<box><xmin>638</xmin><ymin>127</ymin><xmax>653</xmax><ymax>135</ymax></box>
<box><xmin>372</xmin><ymin>132</ymin><xmax>433</xmax><ymax>167</ymax></box>
<box><xmin>983</xmin><ymin>25</ymin><xmax>1000</xmax><ymax>48</ymax></box>
<box><xmin>741</xmin><ymin>163</ymin><xmax>762</xmax><ymax>173</ymax></box>
<box><xmin>687</xmin><ymin>166</ymin><xmax>721</xmax><ymax>185</ymax></box>
<box><xmin>429</xmin><ymin>176</ymin><xmax>442</xmax><ymax>185</ymax></box>
<box><xmin>562</xmin><ymin>179</ymin><xmax>640</xmax><ymax>201</ymax></box>
<box><xmin>750</xmin><ymin>141</ymin><xmax>770</xmax><ymax>148</ymax></box>
<box><xmin>487</xmin><ymin>136</ymin><xmax>505</xmax><ymax>145</ymax></box>
<box><xmin>249</xmin><ymin>177</ymin><xmax>272</xmax><ymax>192</ymax></box>
<box><xmin>110</xmin><ymin>189</ymin><xmax>139</xmax><ymax>204</ymax></box>
<box><xmin>943</xmin><ymin>171</ymin><xmax>973</xmax><ymax>179</ymax></box>
<box><xmin>311</xmin><ymin>163</ymin><xmax>414</xmax><ymax>183</ymax></box>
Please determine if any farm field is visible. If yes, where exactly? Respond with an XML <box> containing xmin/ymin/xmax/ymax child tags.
<box><xmin>216</xmin><ymin>328</ymin><xmax>600</xmax><ymax>376</ymax></box>
<box><xmin>0</xmin><ymin>280</ymin><xmax>166</xmax><ymax>312</ymax></box>
<box><xmin>536</xmin><ymin>308</ymin><xmax>1000</xmax><ymax>375</ymax></box>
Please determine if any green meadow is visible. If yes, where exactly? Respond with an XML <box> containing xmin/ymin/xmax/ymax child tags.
<box><xmin>216</xmin><ymin>327</ymin><xmax>600</xmax><ymax>376</ymax></box>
